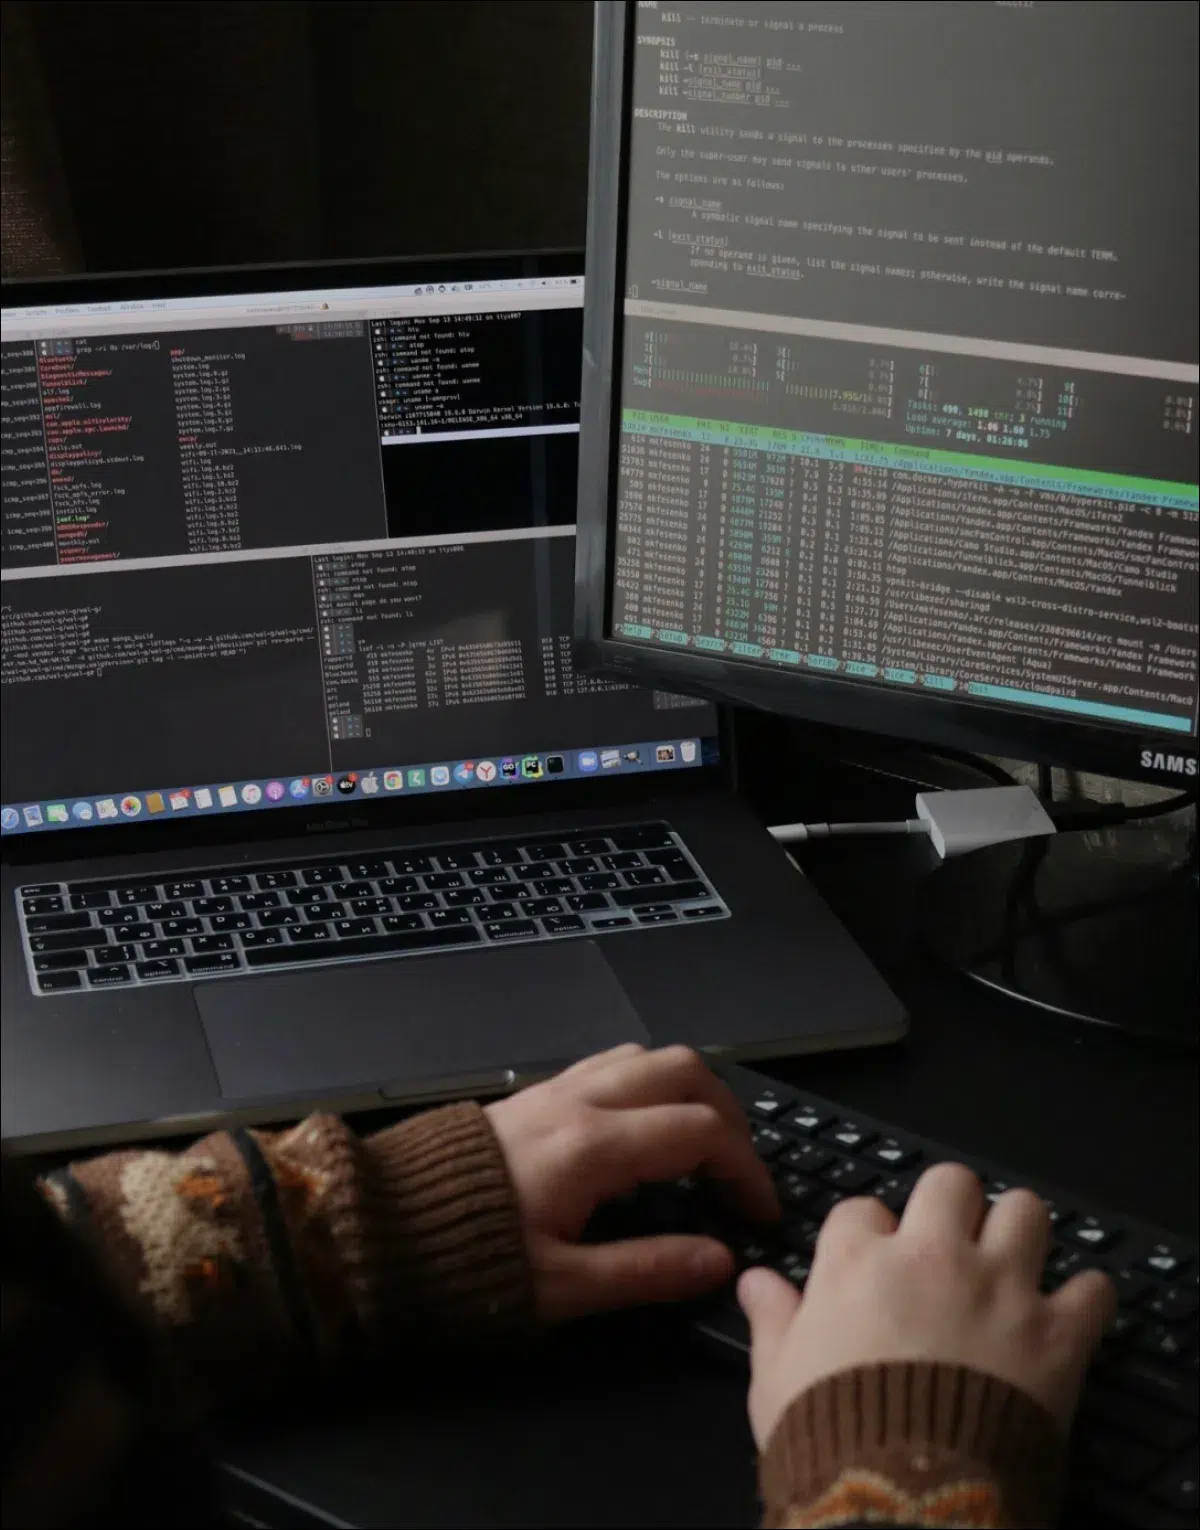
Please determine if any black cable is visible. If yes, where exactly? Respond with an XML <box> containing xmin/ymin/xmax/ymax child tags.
<box><xmin>920</xmin><ymin>747</ymin><xmax>1016</xmax><ymax>788</ymax></box>
<box><xmin>1037</xmin><ymin>763</ymin><xmax>1054</xmax><ymax>802</ymax></box>
<box><xmin>1048</xmin><ymin>789</ymin><xmax>1197</xmax><ymax>832</ymax></box>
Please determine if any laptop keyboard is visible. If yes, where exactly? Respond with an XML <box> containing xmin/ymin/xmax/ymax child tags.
<box><xmin>16</xmin><ymin>822</ymin><xmax>729</xmax><ymax>996</ymax></box>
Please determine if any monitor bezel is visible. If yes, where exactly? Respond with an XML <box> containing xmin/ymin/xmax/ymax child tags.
<box><xmin>572</xmin><ymin>1</ymin><xmax>1198</xmax><ymax>790</ymax></box>
<box><xmin>1</xmin><ymin>246</ymin><xmax>729</xmax><ymax>865</ymax></box>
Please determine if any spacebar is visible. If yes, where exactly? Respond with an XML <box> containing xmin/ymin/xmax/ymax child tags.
<box><xmin>244</xmin><ymin>927</ymin><xmax>482</xmax><ymax>966</ymax></box>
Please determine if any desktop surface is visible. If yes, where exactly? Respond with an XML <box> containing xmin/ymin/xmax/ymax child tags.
<box><xmin>215</xmin><ymin>749</ymin><xmax>1198</xmax><ymax>1529</ymax></box>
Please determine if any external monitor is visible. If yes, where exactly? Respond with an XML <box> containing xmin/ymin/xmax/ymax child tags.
<box><xmin>575</xmin><ymin>1</ymin><xmax>1198</xmax><ymax>790</ymax></box>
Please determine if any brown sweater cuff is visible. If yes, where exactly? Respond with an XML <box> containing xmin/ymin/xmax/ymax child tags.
<box><xmin>759</xmin><ymin>1362</ymin><xmax>1067</xmax><ymax>1530</ymax></box>
<box><xmin>346</xmin><ymin>1102</ymin><xmax>538</xmax><ymax>1347</ymax></box>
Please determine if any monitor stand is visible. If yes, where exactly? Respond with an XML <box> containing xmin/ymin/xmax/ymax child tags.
<box><xmin>919</xmin><ymin>824</ymin><xmax>1198</xmax><ymax>1049</ymax></box>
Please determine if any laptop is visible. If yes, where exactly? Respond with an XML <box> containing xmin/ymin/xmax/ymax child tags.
<box><xmin>0</xmin><ymin>251</ymin><xmax>905</xmax><ymax>1152</ymax></box>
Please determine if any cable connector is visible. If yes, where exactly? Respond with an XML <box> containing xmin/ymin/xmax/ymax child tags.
<box><xmin>915</xmin><ymin>785</ymin><xmax>1056</xmax><ymax>859</ymax></box>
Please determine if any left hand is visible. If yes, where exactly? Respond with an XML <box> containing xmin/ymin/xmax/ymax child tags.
<box><xmin>484</xmin><ymin>1043</ymin><xmax>778</xmax><ymax>1323</ymax></box>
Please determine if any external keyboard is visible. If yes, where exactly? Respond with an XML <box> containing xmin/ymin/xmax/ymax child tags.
<box><xmin>16</xmin><ymin>822</ymin><xmax>728</xmax><ymax>996</ymax></box>
<box><xmin>590</xmin><ymin>1061</ymin><xmax>1198</xmax><ymax>1530</ymax></box>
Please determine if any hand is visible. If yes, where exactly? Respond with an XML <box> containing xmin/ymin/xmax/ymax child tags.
<box><xmin>738</xmin><ymin>1162</ymin><xmax>1115</xmax><ymax>1451</ymax></box>
<box><xmin>484</xmin><ymin>1043</ymin><xmax>778</xmax><ymax>1323</ymax></box>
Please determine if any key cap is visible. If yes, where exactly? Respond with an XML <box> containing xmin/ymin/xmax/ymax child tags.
<box><xmin>38</xmin><ymin>970</ymin><xmax>83</xmax><ymax>991</ymax></box>
<box><xmin>1067</xmin><ymin>1217</ymin><xmax>1121</xmax><ymax>1252</ymax></box>
<box><xmin>381</xmin><ymin>914</ymin><xmax>426</xmax><ymax>934</ymax></box>
<box><xmin>625</xmin><ymin>868</ymin><xmax>666</xmax><ymax>887</ymax></box>
<box><xmin>482</xmin><ymin>920</ymin><xmax>539</xmax><ymax>940</ymax></box>
<box><xmin>209</xmin><ymin>913</ymin><xmax>252</xmax><ymax>932</ymax></box>
<box><xmin>346</xmin><ymin>860</ymin><xmax>390</xmax><ymax>880</ymax></box>
<box><xmin>211</xmin><ymin>876</ymin><xmax>252</xmax><ymax>895</ymax></box>
<box><xmin>300</xmin><ymin>865</ymin><xmax>345</xmax><ymax>885</ymax></box>
<box><xmin>749</xmin><ymin>1088</ymin><xmax>794</xmax><ymax>1120</ymax></box>
<box><xmin>751</xmin><ymin>1126</ymin><xmax>788</xmax><ymax>1161</ymax></box>
<box><xmin>331</xmin><ymin>882</ymin><xmax>374</xmax><ymax>900</ymax></box>
<box><xmin>256</xmin><ymin>870</ymin><xmax>298</xmax><ymax>889</ymax></box>
<box><xmin>1144</xmin><ymin>1286</ymin><xmax>1199</xmax><ymax>1323</ymax></box>
<box><xmin>303</xmin><ymin>900</ymin><xmax>338</xmax><ymax>921</ymax></box>
<box><xmin>391</xmin><ymin>854</ymin><xmax>434</xmax><ymax>875</ymax></box>
<box><xmin>142</xmin><ymin>938</ymin><xmax>186</xmax><ymax>958</ymax></box>
<box><xmin>560</xmin><ymin>857</ymin><xmax>599</xmax><ymax>875</ymax></box>
<box><xmin>1112</xmin><ymin>1268</ymin><xmax>1155</xmax><ymax>1307</ymax></box>
<box><xmin>396</xmin><ymin>894</ymin><xmax>439</xmax><ymax>912</ymax></box>
<box><xmin>193</xmin><ymin>896</ymin><xmax>235</xmax><ymax>915</ymax></box>
<box><xmin>436</xmin><ymin>850</ymin><xmax>479</xmax><ymax>871</ymax></box>
<box><xmin>638</xmin><ymin>910</ymin><xmax>678</xmax><ymax>923</ymax></box>
<box><xmin>777</xmin><ymin>1173</ymin><xmax>819</xmax><ymax>1211</ymax></box>
<box><xmin>105</xmin><ymin>944</ymin><xmax>137</xmax><ymax>964</ymax></box>
<box><xmin>69</xmin><ymin>890</ymin><xmax>111</xmax><ymax>910</ymax></box>
<box><xmin>1134</xmin><ymin>1324</ymin><xmax>1192</xmax><ymax>1364</ymax></box>
<box><xmin>567</xmin><ymin>892</ymin><xmax>609</xmax><ymax>912</ymax></box>
<box><xmin>163</xmin><ymin>881</ymin><xmax>204</xmax><ymax>899</ymax></box>
<box><xmin>533</xmin><ymin>878</ymin><xmax>575</xmax><ymax>896</ymax></box>
<box><xmin>379</xmin><ymin>875</ymin><xmax>420</xmax><ymax>895</ymax></box>
<box><xmin>443</xmin><ymin>889</ymin><xmax>486</xmax><ymax>907</ymax></box>
<box><xmin>239</xmin><ymin>891</ymin><xmax>280</xmax><ymax>910</ymax></box>
<box><xmin>522</xmin><ymin>897</ymin><xmax>564</xmax><ymax>917</ymax></box>
<box><xmin>543</xmin><ymin>915</ymin><xmax>585</xmax><ymax>934</ymax></box>
<box><xmin>33</xmin><ymin>950</ymin><xmax>91</xmax><ymax>971</ymax></box>
<box><xmin>823</xmin><ymin>1159</ymin><xmax>879</xmax><ymax>1194</ymax></box>
<box><xmin>781</xmin><ymin>1142</ymin><xmax>833</xmax><ymax>1173</ymax></box>
<box><xmin>88</xmin><ymin>964</ymin><xmax>132</xmax><ymax>987</ymax></box>
<box><xmin>145</xmin><ymin>901</ymin><xmax>187</xmax><ymax>920</ymax></box>
<box><xmin>259</xmin><ymin>908</ymin><xmax>301</xmax><ymax>927</ymax></box>
<box><xmin>479</xmin><ymin>845</ymin><xmax>527</xmax><ymax>866</ymax></box>
<box><xmin>579</xmin><ymin>872</ymin><xmax>620</xmax><ymax>891</ymax></box>
<box><xmin>191</xmin><ymin>935</ymin><xmax>234</xmax><ymax>954</ymax></box>
<box><xmin>288</xmin><ymin>886</ymin><xmax>329</xmax><ymax>905</ymax></box>
<box><xmin>184</xmin><ymin>952</ymin><xmax>241</xmax><ymax>974</ymax></box>
<box><xmin>820</xmin><ymin>1121</ymin><xmax>878</xmax><ymax>1154</ymax></box>
<box><xmin>868</xmin><ymin>1138</ymin><xmax>922</xmax><ymax>1170</ymax></box>
<box><xmin>289</xmin><ymin>925</ymin><xmax>332</xmax><ymax>942</ymax></box>
<box><xmin>334</xmin><ymin>919</ymin><xmax>378</xmax><ymax>938</ymax></box>
<box><xmin>602</xmin><ymin>851</ymin><xmax>643</xmax><ymax>870</ymax></box>
<box><xmin>20</xmin><ymin>883</ymin><xmax>62</xmax><ymax>896</ymax></box>
<box><xmin>137</xmin><ymin>959</ymin><xmax>181</xmax><ymax>980</ymax></box>
<box><xmin>485</xmin><ymin>902</ymin><xmax>519</xmax><ymax>921</ymax></box>
<box><xmin>160</xmin><ymin>919</ymin><xmax>202</xmax><ymax>937</ymax></box>
<box><xmin>23</xmin><ymin>896</ymin><xmax>64</xmax><ymax>915</ymax></box>
<box><xmin>523</xmin><ymin>841</ymin><xmax>566</xmax><ymax>861</ymax></box>
<box><xmin>521</xmin><ymin>861</ymin><xmax>554</xmax><ymax>879</ymax></box>
<box><xmin>116</xmin><ymin>884</ymin><xmax>158</xmax><ymax>905</ymax></box>
<box><xmin>241</xmin><ymin>929</ymin><xmax>286</xmax><ymax>948</ymax></box>
<box><xmin>244</xmin><ymin>927</ymin><xmax>481</xmax><ymax>966</ymax></box>
<box><xmin>1138</xmin><ymin>1245</ymin><xmax>1191</xmax><ymax>1279</ymax></box>
<box><xmin>429</xmin><ymin>908</ymin><xmax>473</xmax><ymax>928</ymax></box>
<box><xmin>567</xmin><ymin>837</ymin><xmax>612</xmax><ymax>856</ymax></box>
<box><xmin>25</xmin><ymin>912</ymin><xmax>94</xmax><ymax>934</ymax></box>
<box><xmin>350</xmin><ymin>897</ymin><xmax>392</xmax><ymax>914</ymax></box>
<box><xmin>29</xmin><ymin>929</ymin><xmax>112</xmax><ymax>952</ymax></box>
<box><xmin>682</xmin><ymin>905</ymin><xmax>723</xmax><ymax>919</ymax></box>
<box><xmin>469</xmin><ymin>868</ymin><xmax>512</xmax><ymax>886</ymax></box>
<box><xmin>426</xmin><ymin>871</ymin><xmax>464</xmax><ymax>890</ymax></box>
<box><xmin>607</xmin><ymin>826</ymin><xmax>673</xmax><ymax>850</ymax></box>
<box><xmin>592</xmin><ymin>916</ymin><xmax>633</xmax><ymax>929</ymax></box>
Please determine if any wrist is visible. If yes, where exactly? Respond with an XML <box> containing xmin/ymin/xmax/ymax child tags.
<box><xmin>759</xmin><ymin>1362</ymin><xmax>1067</xmax><ymax>1530</ymax></box>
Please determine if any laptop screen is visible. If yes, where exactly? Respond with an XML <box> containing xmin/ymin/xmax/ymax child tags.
<box><xmin>0</xmin><ymin>255</ymin><xmax>719</xmax><ymax>838</ymax></box>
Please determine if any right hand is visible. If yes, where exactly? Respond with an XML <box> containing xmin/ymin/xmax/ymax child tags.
<box><xmin>738</xmin><ymin>1162</ymin><xmax>1115</xmax><ymax>1452</ymax></box>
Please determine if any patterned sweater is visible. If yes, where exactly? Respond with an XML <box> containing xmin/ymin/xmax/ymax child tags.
<box><xmin>1</xmin><ymin>1104</ymin><xmax>1066</xmax><ymax>1528</ymax></box>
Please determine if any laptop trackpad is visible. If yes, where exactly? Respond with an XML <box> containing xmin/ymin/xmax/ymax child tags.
<box><xmin>196</xmin><ymin>941</ymin><xmax>650</xmax><ymax>1102</ymax></box>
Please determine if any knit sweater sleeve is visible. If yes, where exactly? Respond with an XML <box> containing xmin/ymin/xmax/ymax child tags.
<box><xmin>37</xmin><ymin>1104</ymin><xmax>538</xmax><ymax>1416</ymax></box>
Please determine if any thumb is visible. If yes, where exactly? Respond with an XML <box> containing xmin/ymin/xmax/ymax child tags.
<box><xmin>551</xmin><ymin>1234</ymin><xmax>734</xmax><ymax>1319</ymax></box>
<box><xmin>738</xmin><ymin>1265</ymin><xmax>801</xmax><ymax>1366</ymax></box>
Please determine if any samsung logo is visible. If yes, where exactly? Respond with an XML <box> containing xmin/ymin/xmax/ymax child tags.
<box><xmin>1140</xmin><ymin>750</ymin><xmax>1198</xmax><ymax>776</ymax></box>
<box><xmin>306</xmin><ymin>816</ymin><xmax>369</xmax><ymax>833</ymax></box>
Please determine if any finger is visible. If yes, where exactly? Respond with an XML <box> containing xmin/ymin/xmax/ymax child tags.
<box><xmin>900</xmin><ymin>1162</ymin><xmax>987</xmax><ymax>1243</ymax></box>
<box><xmin>600</xmin><ymin>1102</ymin><xmax>778</xmax><ymax>1222</ymax></box>
<box><xmin>549</xmin><ymin>1234</ymin><xmax>734</xmax><ymax>1320</ymax></box>
<box><xmin>813</xmin><ymin>1193</ymin><xmax>897</xmax><ymax>1263</ymax></box>
<box><xmin>1049</xmin><ymin>1268</ymin><xmax>1117</xmax><ymax>1361</ymax></box>
<box><xmin>977</xmin><ymin>1188</ymin><xmax>1051</xmax><ymax>1285</ymax></box>
<box><xmin>738</xmin><ymin>1265</ymin><xmax>802</xmax><ymax>1371</ymax></box>
<box><xmin>577</xmin><ymin>1044</ymin><xmax>748</xmax><ymax>1137</ymax></box>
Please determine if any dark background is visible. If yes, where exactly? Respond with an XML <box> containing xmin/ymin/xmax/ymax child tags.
<box><xmin>1</xmin><ymin>0</ymin><xmax>594</xmax><ymax>278</ymax></box>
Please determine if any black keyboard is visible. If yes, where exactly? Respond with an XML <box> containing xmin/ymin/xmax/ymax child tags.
<box><xmin>16</xmin><ymin>823</ymin><xmax>728</xmax><ymax>996</ymax></box>
<box><xmin>589</xmin><ymin>1062</ymin><xmax>1198</xmax><ymax>1530</ymax></box>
